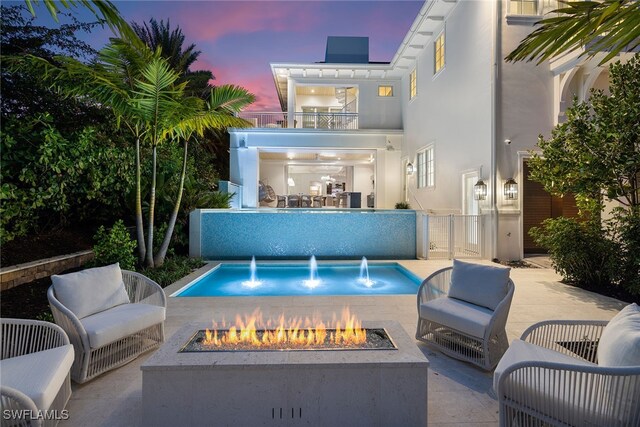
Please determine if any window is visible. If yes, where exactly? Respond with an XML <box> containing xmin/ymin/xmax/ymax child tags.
<box><xmin>434</xmin><ymin>32</ymin><xmax>445</xmax><ymax>74</ymax></box>
<box><xmin>416</xmin><ymin>146</ymin><xmax>434</xmax><ymax>189</ymax></box>
<box><xmin>409</xmin><ymin>69</ymin><xmax>417</xmax><ymax>100</ymax></box>
<box><xmin>378</xmin><ymin>85</ymin><xmax>393</xmax><ymax>97</ymax></box>
<box><xmin>509</xmin><ymin>0</ymin><xmax>537</xmax><ymax>15</ymax></box>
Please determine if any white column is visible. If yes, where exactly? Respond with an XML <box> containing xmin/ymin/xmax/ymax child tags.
<box><xmin>287</xmin><ymin>77</ymin><xmax>295</xmax><ymax>128</ymax></box>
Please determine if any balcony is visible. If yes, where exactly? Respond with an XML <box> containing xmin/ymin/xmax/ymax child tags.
<box><xmin>239</xmin><ymin>112</ymin><xmax>359</xmax><ymax>130</ymax></box>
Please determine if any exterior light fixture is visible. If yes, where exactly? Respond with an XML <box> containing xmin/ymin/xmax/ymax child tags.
<box><xmin>504</xmin><ymin>178</ymin><xmax>518</xmax><ymax>200</ymax></box>
<box><xmin>288</xmin><ymin>177</ymin><xmax>295</xmax><ymax>187</ymax></box>
<box><xmin>406</xmin><ymin>162</ymin><xmax>415</xmax><ymax>175</ymax></box>
<box><xmin>474</xmin><ymin>179</ymin><xmax>487</xmax><ymax>200</ymax></box>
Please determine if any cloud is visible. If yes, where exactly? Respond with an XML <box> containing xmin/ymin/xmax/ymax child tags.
<box><xmin>172</xmin><ymin>1</ymin><xmax>325</xmax><ymax>44</ymax></box>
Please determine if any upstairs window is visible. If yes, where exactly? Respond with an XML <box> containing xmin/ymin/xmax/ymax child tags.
<box><xmin>417</xmin><ymin>145</ymin><xmax>435</xmax><ymax>189</ymax></box>
<box><xmin>509</xmin><ymin>0</ymin><xmax>537</xmax><ymax>15</ymax></box>
<box><xmin>409</xmin><ymin>69</ymin><xmax>417</xmax><ymax>100</ymax></box>
<box><xmin>378</xmin><ymin>85</ymin><xmax>393</xmax><ymax>97</ymax></box>
<box><xmin>434</xmin><ymin>32</ymin><xmax>445</xmax><ymax>74</ymax></box>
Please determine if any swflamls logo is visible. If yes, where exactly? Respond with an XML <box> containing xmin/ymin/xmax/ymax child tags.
<box><xmin>2</xmin><ymin>409</ymin><xmax>69</xmax><ymax>421</ymax></box>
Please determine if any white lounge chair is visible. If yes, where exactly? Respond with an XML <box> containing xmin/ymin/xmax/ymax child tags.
<box><xmin>47</xmin><ymin>263</ymin><xmax>166</xmax><ymax>383</ymax></box>
<box><xmin>416</xmin><ymin>260</ymin><xmax>514</xmax><ymax>370</ymax></box>
<box><xmin>494</xmin><ymin>303</ymin><xmax>640</xmax><ymax>427</ymax></box>
<box><xmin>1</xmin><ymin>318</ymin><xmax>74</xmax><ymax>427</ymax></box>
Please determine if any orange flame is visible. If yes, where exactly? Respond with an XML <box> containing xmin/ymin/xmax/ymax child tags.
<box><xmin>202</xmin><ymin>308</ymin><xmax>365</xmax><ymax>349</ymax></box>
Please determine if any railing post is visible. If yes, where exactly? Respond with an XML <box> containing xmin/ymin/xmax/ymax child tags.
<box><xmin>448</xmin><ymin>214</ymin><xmax>455</xmax><ymax>260</ymax></box>
<box><xmin>479</xmin><ymin>214</ymin><xmax>484</xmax><ymax>258</ymax></box>
<box><xmin>424</xmin><ymin>214</ymin><xmax>430</xmax><ymax>259</ymax></box>
<box><xmin>287</xmin><ymin>78</ymin><xmax>295</xmax><ymax>128</ymax></box>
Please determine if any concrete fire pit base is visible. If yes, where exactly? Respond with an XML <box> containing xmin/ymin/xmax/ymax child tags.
<box><xmin>141</xmin><ymin>321</ymin><xmax>429</xmax><ymax>427</ymax></box>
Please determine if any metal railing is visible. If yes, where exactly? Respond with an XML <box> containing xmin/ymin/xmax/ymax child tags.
<box><xmin>417</xmin><ymin>213</ymin><xmax>483</xmax><ymax>259</ymax></box>
<box><xmin>238</xmin><ymin>112</ymin><xmax>358</xmax><ymax>130</ymax></box>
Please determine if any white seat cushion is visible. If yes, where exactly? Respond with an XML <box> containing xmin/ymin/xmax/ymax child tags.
<box><xmin>0</xmin><ymin>345</ymin><xmax>74</xmax><ymax>410</ymax></box>
<box><xmin>80</xmin><ymin>303</ymin><xmax>166</xmax><ymax>348</ymax></box>
<box><xmin>52</xmin><ymin>263</ymin><xmax>130</xmax><ymax>319</ymax></box>
<box><xmin>448</xmin><ymin>259</ymin><xmax>511</xmax><ymax>311</ymax></box>
<box><xmin>420</xmin><ymin>297</ymin><xmax>493</xmax><ymax>339</ymax></box>
<box><xmin>492</xmin><ymin>340</ymin><xmax>623</xmax><ymax>426</ymax></box>
<box><xmin>494</xmin><ymin>339</ymin><xmax>595</xmax><ymax>392</ymax></box>
<box><xmin>598</xmin><ymin>303</ymin><xmax>640</xmax><ymax>367</ymax></box>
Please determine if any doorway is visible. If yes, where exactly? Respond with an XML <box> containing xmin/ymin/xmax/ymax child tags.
<box><xmin>522</xmin><ymin>160</ymin><xmax>579</xmax><ymax>253</ymax></box>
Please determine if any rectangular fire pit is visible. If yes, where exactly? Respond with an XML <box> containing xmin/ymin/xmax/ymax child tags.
<box><xmin>180</xmin><ymin>328</ymin><xmax>397</xmax><ymax>352</ymax></box>
<box><xmin>141</xmin><ymin>320</ymin><xmax>429</xmax><ymax>426</ymax></box>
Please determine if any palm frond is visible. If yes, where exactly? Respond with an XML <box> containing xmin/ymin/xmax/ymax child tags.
<box><xmin>24</xmin><ymin>0</ymin><xmax>140</xmax><ymax>43</ymax></box>
<box><xmin>506</xmin><ymin>0</ymin><xmax>640</xmax><ymax>64</ymax></box>
<box><xmin>208</xmin><ymin>84</ymin><xmax>256</xmax><ymax>114</ymax></box>
<box><xmin>131</xmin><ymin>58</ymin><xmax>186</xmax><ymax>144</ymax></box>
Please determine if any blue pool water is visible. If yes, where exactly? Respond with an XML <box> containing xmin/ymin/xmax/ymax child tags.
<box><xmin>173</xmin><ymin>262</ymin><xmax>422</xmax><ymax>297</ymax></box>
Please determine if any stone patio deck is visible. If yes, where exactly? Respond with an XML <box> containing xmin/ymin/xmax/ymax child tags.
<box><xmin>60</xmin><ymin>260</ymin><xmax>628</xmax><ymax>427</ymax></box>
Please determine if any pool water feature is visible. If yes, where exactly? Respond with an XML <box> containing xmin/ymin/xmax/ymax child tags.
<box><xmin>241</xmin><ymin>256</ymin><xmax>262</xmax><ymax>289</ymax></box>
<box><xmin>173</xmin><ymin>262</ymin><xmax>422</xmax><ymax>297</ymax></box>
<box><xmin>358</xmin><ymin>257</ymin><xmax>374</xmax><ymax>287</ymax></box>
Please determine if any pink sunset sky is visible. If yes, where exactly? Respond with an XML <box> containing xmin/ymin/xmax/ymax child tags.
<box><xmin>18</xmin><ymin>1</ymin><xmax>424</xmax><ymax>111</ymax></box>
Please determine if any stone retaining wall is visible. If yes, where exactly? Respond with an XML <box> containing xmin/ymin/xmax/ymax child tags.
<box><xmin>0</xmin><ymin>250</ymin><xmax>94</xmax><ymax>291</ymax></box>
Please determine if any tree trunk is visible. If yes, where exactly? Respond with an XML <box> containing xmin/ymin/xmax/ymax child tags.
<box><xmin>145</xmin><ymin>144</ymin><xmax>157</xmax><ymax>268</ymax></box>
<box><xmin>135</xmin><ymin>135</ymin><xmax>146</xmax><ymax>265</ymax></box>
<box><xmin>154</xmin><ymin>139</ymin><xmax>189</xmax><ymax>267</ymax></box>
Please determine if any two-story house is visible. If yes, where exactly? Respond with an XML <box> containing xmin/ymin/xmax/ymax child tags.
<box><xmin>227</xmin><ymin>0</ymin><xmax>624</xmax><ymax>261</ymax></box>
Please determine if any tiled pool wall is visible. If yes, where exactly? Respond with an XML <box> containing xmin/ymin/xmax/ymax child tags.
<box><xmin>189</xmin><ymin>209</ymin><xmax>417</xmax><ymax>260</ymax></box>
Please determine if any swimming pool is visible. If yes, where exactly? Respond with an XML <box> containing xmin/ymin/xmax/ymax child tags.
<box><xmin>172</xmin><ymin>262</ymin><xmax>422</xmax><ymax>297</ymax></box>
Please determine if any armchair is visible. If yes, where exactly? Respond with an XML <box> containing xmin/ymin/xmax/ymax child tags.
<box><xmin>47</xmin><ymin>264</ymin><xmax>166</xmax><ymax>383</ymax></box>
<box><xmin>416</xmin><ymin>260</ymin><xmax>514</xmax><ymax>370</ymax></box>
<box><xmin>1</xmin><ymin>318</ymin><xmax>73</xmax><ymax>427</ymax></box>
<box><xmin>494</xmin><ymin>305</ymin><xmax>640</xmax><ymax>426</ymax></box>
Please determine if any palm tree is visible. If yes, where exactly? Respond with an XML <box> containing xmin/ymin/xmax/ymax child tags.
<box><xmin>507</xmin><ymin>0</ymin><xmax>640</xmax><ymax>64</ymax></box>
<box><xmin>14</xmin><ymin>39</ymin><xmax>254</xmax><ymax>267</ymax></box>
<box><xmin>132</xmin><ymin>18</ymin><xmax>212</xmax><ymax>97</ymax></box>
<box><xmin>132</xmin><ymin>19</ymin><xmax>199</xmax><ymax>75</ymax></box>
<box><xmin>23</xmin><ymin>0</ymin><xmax>137</xmax><ymax>42</ymax></box>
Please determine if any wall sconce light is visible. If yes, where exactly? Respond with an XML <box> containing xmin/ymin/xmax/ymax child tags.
<box><xmin>287</xmin><ymin>177</ymin><xmax>296</xmax><ymax>187</ymax></box>
<box><xmin>504</xmin><ymin>178</ymin><xmax>518</xmax><ymax>200</ymax></box>
<box><xmin>406</xmin><ymin>162</ymin><xmax>415</xmax><ymax>175</ymax></box>
<box><xmin>474</xmin><ymin>179</ymin><xmax>487</xmax><ymax>200</ymax></box>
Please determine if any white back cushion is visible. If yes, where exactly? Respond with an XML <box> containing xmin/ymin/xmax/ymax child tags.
<box><xmin>448</xmin><ymin>259</ymin><xmax>511</xmax><ymax>311</ymax></box>
<box><xmin>52</xmin><ymin>263</ymin><xmax>130</xmax><ymax>319</ymax></box>
<box><xmin>598</xmin><ymin>303</ymin><xmax>640</xmax><ymax>366</ymax></box>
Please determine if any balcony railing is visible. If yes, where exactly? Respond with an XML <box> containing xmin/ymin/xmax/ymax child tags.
<box><xmin>239</xmin><ymin>112</ymin><xmax>358</xmax><ymax>130</ymax></box>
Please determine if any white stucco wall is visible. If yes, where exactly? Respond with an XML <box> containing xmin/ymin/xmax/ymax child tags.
<box><xmin>357</xmin><ymin>80</ymin><xmax>403</xmax><ymax>130</ymax></box>
<box><xmin>497</xmin><ymin>0</ymin><xmax>556</xmax><ymax>260</ymax></box>
<box><xmin>401</xmin><ymin>1</ymin><xmax>493</xmax><ymax>214</ymax></box>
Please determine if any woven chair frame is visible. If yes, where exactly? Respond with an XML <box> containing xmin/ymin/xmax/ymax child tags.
<box><xmin>47</xmin><ymin>270</ymin><xmax>166</xmax><ymax>384</ymax></box>
<box><xmin>415</xmin><ymin>266</ymin><xmax>515</xmax><ymax>371</ymax></box>
<box><xmin>1</xmin><ymin>318</ymin><xmax>72</xmax><ymax>427</ymax></box>
<box><xmin>496</xmin><ymin>320</ymin><xmax>640</xmax><ymax>427</ymax></box>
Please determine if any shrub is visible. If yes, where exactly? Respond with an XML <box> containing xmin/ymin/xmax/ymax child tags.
<box><xmin>36</xmin><ymin>311</ymin><xmax>54</xmax><ymax>323</ymax></box>
<box><xmin>395</xmin><ymin>201</ymin><xmax>411</xmax><ymax>209</ymax></box>
<box><xmin>530</xmin><ymin>218</ymin><xmax>618</xmax><ymax>289</ymax></box>
<box><xmin>609</xmin><ymin>208</ymin><xmax>640</xmax><ymax>295</ymax></box>
<box><xmin>137</xmin><ymin>256</ymin><xmax>205</xmax><ymax>288</ymax></box>
<box><xmin>91</xmin><ymin>220</ymin><xmax>137</xmax><ymax>270</ymax></box>
<box><xmin>1</xmin><ymin>116</ymin><xmax>134</xmax><ymax>244</ymax></box>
